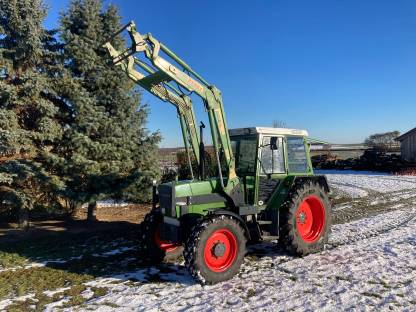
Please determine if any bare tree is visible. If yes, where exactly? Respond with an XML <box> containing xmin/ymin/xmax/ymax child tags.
<box><xmin>272</xmin><ymin>120</ymin><xmax>287</xmax><ymax>128</ymax></box>
<box><xmin>364</xmin><ymin>131</ymin><xmax>400</xmax><ymax>152</ymax></box>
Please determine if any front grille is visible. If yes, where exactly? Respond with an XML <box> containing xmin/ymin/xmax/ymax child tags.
<box><xmin>160</xmin><ymin>222</ymin><xmax>179</xmax><ymax>242</ymax></box>
<box><xmin>158</xmin><ymin>183</ymin><xmax>176</xmax><ymax>217</ymax></box>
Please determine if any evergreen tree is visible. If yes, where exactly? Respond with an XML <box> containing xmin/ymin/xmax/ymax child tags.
<box><xmin>0</xmin><ymin>0</ymin><xmax>68</xmax><ymax>228</ymax></box>
<box><xmin>59</xmin><ymin>0</ymin><xmax>161</xmax><ymax>220</ymax></box>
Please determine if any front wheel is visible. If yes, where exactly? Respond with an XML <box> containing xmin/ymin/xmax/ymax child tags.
<box><xmin>279</xmin><ymin>181</ymin><xmax>332</xmax><ymax>255</ymax></box>
<box><xmin>138</xmin><ymin>210</ymin><xmax>183</xmax><ymax>263</ymax></box>
<box><xmin>184</xmin><ymin>215</ymin><xmax>246</xmax><ymax>285</ymax></box>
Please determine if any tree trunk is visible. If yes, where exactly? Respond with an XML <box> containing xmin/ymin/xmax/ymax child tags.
<box><xmin>66</xmin><ymin>200</ymin><xmax>80</xmax><ymax>220</ymax></box>
<box><xmin>18</xmin><ymin>205</ymin><xmax>30</xmax><ymax>231</ymax></box>
<box><xmin>87</xmin><ymin>201</ymin><xmax>97</xmax><ymax>222</ymax></box>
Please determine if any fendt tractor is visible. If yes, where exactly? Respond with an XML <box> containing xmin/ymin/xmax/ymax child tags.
<box><xmin>104</xmin><ymin>21</ymin><xmax>332</xmax><ymax>284</ymax></box>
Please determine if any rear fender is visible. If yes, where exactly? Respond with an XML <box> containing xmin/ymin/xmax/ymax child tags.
<box><xmin>292</xmin><ymin>175</ymin><xmax>330</xmax><ymax>193</ymax></box>
<box><xmin>264</xmin><ymin>175</ymin><xmax>330</xmax><ymax>236</ymax></box>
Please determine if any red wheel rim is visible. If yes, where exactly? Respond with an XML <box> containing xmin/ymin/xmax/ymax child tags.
<box><xmin>296</xmin><ymin>195</ymin><xmax>325</xmax><ymax>243</ymax></box>
<box><xmin>204</xmin><ymin>228</ymin><xmax>238</xmax><ymax>272</ymax></box>
<box><xmin>154</xmin><ymin>227</ymin><xmax>180</xmax><ymax>253</ymax></box>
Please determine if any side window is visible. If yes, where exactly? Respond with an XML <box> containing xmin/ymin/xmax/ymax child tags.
<box><xmin>260</xmin><ymin>136</ymin><xmax>285</xmax><ymax>175</ymax></box>
<box><xmin>287</xmin><ymin>137</ymin><xmax>308</xmax><ymax>172</ymax></box>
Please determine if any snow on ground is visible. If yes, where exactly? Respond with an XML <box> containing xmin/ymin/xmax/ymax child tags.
<box><xmin>317</xmin><ymin>170</ymin><xmax>416</xmax><ymax>197</ymax></box>
<box><xmin>62</xmin><ymin>206</ymin><xmax>416</xmax><ymax>311</ymax></box>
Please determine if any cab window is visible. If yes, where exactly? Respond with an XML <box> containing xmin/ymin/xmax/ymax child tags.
<box><xmin>287</xmin><ymin>137</ymin><xmax>308</xmax><ymax>172</ymax></box>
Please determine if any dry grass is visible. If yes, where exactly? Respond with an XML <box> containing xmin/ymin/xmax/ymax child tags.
<box><xmin>0</xmin><ymin>219</ymin><xmax>144</xmax><ymax>311</ymax></box>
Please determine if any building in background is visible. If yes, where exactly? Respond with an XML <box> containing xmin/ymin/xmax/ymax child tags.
<box><xmin>158</xmin><ymin>147</ymin><xmax>186</xmax><ymax>170</ymax></box>
<box><xmin>396</xmin><ymin>128</ymin><xmax>416</xmax><ymax>163</ymax></box>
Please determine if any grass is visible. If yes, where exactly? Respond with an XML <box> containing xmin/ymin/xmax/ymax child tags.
<box><xmin>4</xmin><ymin>285</ymin><xmax>111</xmax><ymax>312</ymax></box>
<box><xmin>246</xmin><ymin>288</ymin><xmax>256</xmax><ymax>298</ymax></box>
<box><xmin>330</xmin><ymin>194</ymin><xmax>353</xmax><ymax>206</ymax></box>
<box><xmin>101</xmin><ymin>301</ymin><xmax>120</xmax><ymax>308</ymax></box>
<box><xmin>0</xmin><ymin>225</ymin><xmax>142</xmax><ymax>311</ymax></box>
<box><xmin>0</xmin><ymin>267</ymin><xmax>92</xmax><ymax>298</ymax></box>
<box><xmin>0</xmin><ymin>251</ymin><xmax>29</xmax><ymax>269</ymax></box>
<box><xmin>0</xmin><ymin>226</ymin><xmax>139</xmax><ymax>268</ymax></box>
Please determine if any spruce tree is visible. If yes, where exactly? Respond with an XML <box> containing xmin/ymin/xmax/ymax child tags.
<box><xmin>59</xmin><ymin>0</ymin><xmax>161</xmax><ymax>220</ymax></box>
<box><xmin>0</xmin><ymin>0</ymin><xmax>68</xmax><ymax>228</ymax></box>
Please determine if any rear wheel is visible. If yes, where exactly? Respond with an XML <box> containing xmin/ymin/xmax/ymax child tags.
<box><xmin>279</xmin><ymin>181</ymin><xmax>331</xmax><ymax>255</ymax></box>
<box><xmin>138</xmin><ymin>210</ymin><xmax>183</xmax><ymax>263</ymax></box>
<box><xmin>184</xmin><ymin>215</ymin><xmax>246</xmax><ymax>284</ymax></box>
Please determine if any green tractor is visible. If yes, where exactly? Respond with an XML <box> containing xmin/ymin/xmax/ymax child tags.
<box><xmin>104</xmin><ymin>21</ymin><xmax>332</xmax><ymax>284</ymax></box>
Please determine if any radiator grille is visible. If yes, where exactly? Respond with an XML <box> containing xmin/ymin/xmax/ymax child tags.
<box><xmin>158</xmin><ymin>183</ymin><xmax>176</xmax><ymax>217</ymax></box>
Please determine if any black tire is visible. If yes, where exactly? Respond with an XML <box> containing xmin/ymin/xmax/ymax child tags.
<box><xmin>279</xmin><ymin>181</ymin><xmax>331</xmax><ymax>256</ymax></box>
<box><xmin>138</xmin><ymin>209</ymin><xmax>183</xmax><ymax>264</ymax></box>
<box><xmin>184</xmin><ymin>215</ymin><xmax>246</xmax><ymax>285</ymax></box>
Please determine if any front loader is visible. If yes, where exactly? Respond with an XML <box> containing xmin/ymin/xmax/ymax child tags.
<box><xmin>104</xmin><ymin>21</ymin><xmax>332</xmax><ymax>285</ymax></box>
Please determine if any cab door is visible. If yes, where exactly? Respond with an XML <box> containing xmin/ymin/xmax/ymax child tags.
<box><xmin>256</xmin><ymin>135</ymin><xmax>285</xmax><ymax>206</ymax></box>
<box><xmin>230</xmin><ymin>135</ymin><xmax>258</xmax><ymax>205</ymax></box>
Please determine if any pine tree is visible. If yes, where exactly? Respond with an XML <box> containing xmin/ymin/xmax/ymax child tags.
<box><xmin>0</xmin><ymin>0</ymin><xmax>68</xmax><ymax>228</ymax></box>
<box><xmin>59</xmin><ymin>0</ymin><xmax>161</xmax><ymax>220</ymax></box>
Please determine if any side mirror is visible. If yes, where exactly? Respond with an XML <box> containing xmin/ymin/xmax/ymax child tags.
<box><xmin>270</xmin><ymin>137</ymin><xmax>278</xmax><ymax>150</ymax></box>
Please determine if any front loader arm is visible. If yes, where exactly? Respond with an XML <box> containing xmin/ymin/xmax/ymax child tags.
<box><xmin>104</xmin><ymin>21</ymin><xmax>239</xmax><ymax>193</ymax></box>
<box><xmin>105</xmin><ymin>40</ymin><xmax>200</xmax><ymax>169</ymax></box>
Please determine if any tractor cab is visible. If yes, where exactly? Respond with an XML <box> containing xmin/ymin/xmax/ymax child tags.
<box><xmin>229</xmin><ymin>127</ymin><xmax>313</xmax><ymax>207</ymax></box>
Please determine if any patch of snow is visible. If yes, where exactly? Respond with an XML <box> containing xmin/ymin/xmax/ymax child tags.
<box><xmin>80</xmin><ymin>288</ymin><xmax>95</xmax><ymax>300</ymax></box>
<box><xmin>322</xmin><ymin>172</ymin><xmax>416</xmax><ymax>195</ymax></box>
<box><xmin>100</xmin><ymin>246</ymin><xmax>134</xmax><ymax>257</ymax></box>
<box><xmin>43</xmin><ymin>297</ymin><xmax>70</xmax><ymax>312</ymax></box>
<box><xmin>43</xmin><ymin>287</ymin><xmax>71</xmax><ymax>297</ymax></box>
<box><xmin>81</xmin><ymin>200</ymin><xmax>130</xmax><ymax>208</ymax></box>
<box><xmin>97</xmin><ymin>200</ymin><xmax>129</xmax><ymax>207</ymax></box>
<box><xmin>0</xmin><ymin>299</ymin><xmax>13</xmax><ymax>310</ymax></box>
<box><xmin>0</xmin><ymin>262</ymin><xmax>46</xmax><ymax>273</ymax></box>
<box><xmin>315</xmin><ymin>169</ymin><xmax>389</xmax><ymax>176</ymax></box>
<box><xmin>0</xmin><ymin>294</ymin><xmax>35</xmax><ymax>310</ymax></box>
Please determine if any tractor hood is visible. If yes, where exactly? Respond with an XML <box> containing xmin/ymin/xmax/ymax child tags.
<box><xmin>158</xmin><ymin>179</ymin><xmax>229</xmax><ymax>218</ymax></box>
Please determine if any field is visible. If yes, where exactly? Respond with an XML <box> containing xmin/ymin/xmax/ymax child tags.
<box><xmin>1</xmin><ymin>171</ymin><xmax>416</xmax><ymax>311</ymax></box>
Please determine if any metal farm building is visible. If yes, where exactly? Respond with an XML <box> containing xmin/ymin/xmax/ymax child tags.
<box><xmin>397</xmin><ymin>128</ymin><xmax>416</xmax><ymax>163</ymax></box>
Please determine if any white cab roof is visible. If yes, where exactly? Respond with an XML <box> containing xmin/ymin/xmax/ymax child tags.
<box><xmin>229</xmin><ymin>127</ymin><xmax>308</xmax><ymax>137</ymax></box>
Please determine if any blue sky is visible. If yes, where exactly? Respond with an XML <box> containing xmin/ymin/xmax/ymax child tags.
<box><xmin>45</xmin><ymin>0</ymin><xmax>416</xmax><ymax>147</ymax></box>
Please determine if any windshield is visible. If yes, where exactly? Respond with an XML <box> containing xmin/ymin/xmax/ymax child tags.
<box><xmin>230</xmin><ymin>135</ymin><xmax>258</xmax><ymax>175</ymax></box>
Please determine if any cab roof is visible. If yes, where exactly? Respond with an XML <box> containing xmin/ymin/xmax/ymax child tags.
<box><xmin>229</xmin><ymin>127</ymin><xmax>308</xmax><ymax>137</ymax></box>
